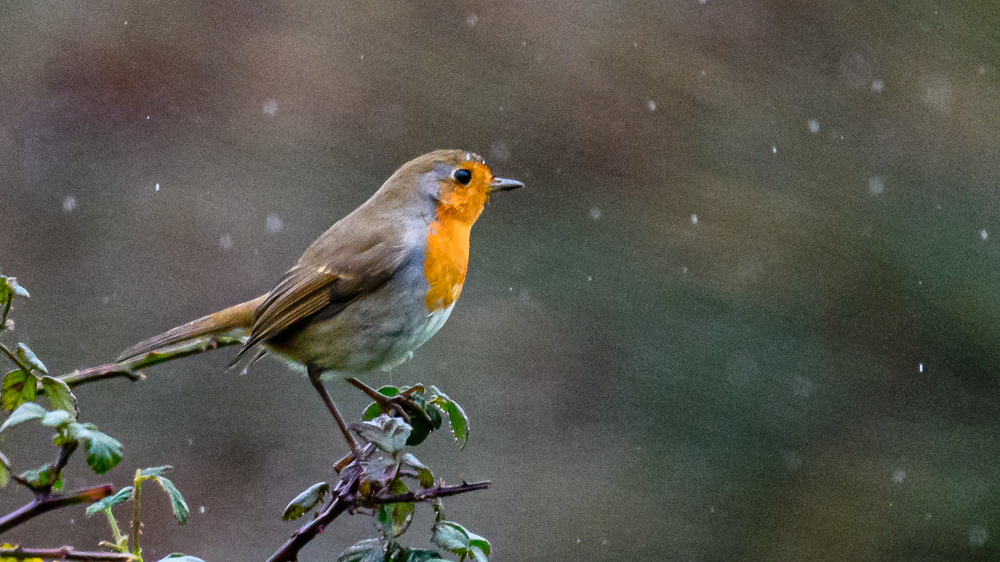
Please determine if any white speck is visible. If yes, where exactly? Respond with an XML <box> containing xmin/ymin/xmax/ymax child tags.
<box><xmin>199</xmin><ymin>505</ymin><xmax>206</xmax><ymax>514</ymax></box>
<box><xmin>62</xmin><ymin>195</ymin><xmax>77</xmax><ymax>212</ymax></box>
<box><xmin>266</xmin><ymin>213</ymin><xmax>283</xmax><ymax>233</ymax></box>
<box><xmin>981</xmin><ymin>229</ymin><xmax>988</xmax><ymax>241</ymax></box>
<box><xmin>969</xmin><ymin>525</ymin><xmax>988</xmax><ymax>547</ymax></box>
<box><xmin>466</xmin><ymin>14</ymin><xmax>478</xmax><ymax>26</ymax></box>
<box><xmin>808</xmin><ymin>119</ymin><xmax>820</xmax><ymax>133</ymax></box>
<box><xmin>700</xmin><ymin>70</ymin><xmax>706</xmax><ymax>76</ymax></box>
<box><xmin>587</xmin><ymin>276</ymin><xmax>593</xmax><ymax>282</ymax></box>
<box><xmin>979</xmin><ymin>66</ymin><xmax>986</xmax><ymax>75</ymax></box>
<box><xmin>576</xmin><ymin>538</ymin><xmax>580</xmax><ymax>544</ymax></box>
<box><xmin>682</xmin><ymin>266</ymin><xmax>688</xmax><ymax>274</ymax></box>
<box><xmin>508</xmin><ymin>287</ymin><xmax>513</xmax><ymax>292</ymax></box>
<box><xmin>633</xmin><ymin>42</ymin><xmax>637</xmax><ymax>47</ymax></box>
<box><xmin>590</xmin><ymin>206</ymin><xmax>602</xmax><ymax>220</ymax></box>
<box><xmin>188</xmin><ymin>438</ymin><xmax>193</xmax><ymax>445</ymax></box>
<box><xmin>360</xmin><ymin>54</ymin><xmax>364</xmax><ymax>59</ymax></box>
<box><xmin>263</xmin><ymin>99</ymin><xmax>279</xmax><ymax>116</ymax></box>
<box><xmin>772</xmin><ymin>146</ymin><xmax>777</xmax><ymax>154</ymax></box>
<box><xmin>647</xmin><ymin>100</ymin><xmax>656</xmax><ymax>111</ymax></box>
<box><xmin>499</xmin><ymin>105</ymin><xmax>504</xmax><ymax>111</ymax></box>
<box><xmin>124</xmin><ymin>20</ymin><xmax>127</xmax><ymax>25</ymax></box>
<box><xmin>918</xmin><ymin>363</ymin><xmax>924</xmax><ymax>373</ymax></box>
<box><xmin>70</xmin><ymin>518</ymin><xmax>75</xmax><ymax>524</ymax></box>
<box><xmin>868</xmin><ymin>176</ymin><xmax>884</xmax><ymax>196</ymax></box>
<box><xmin>601</xmin><ymin>539</ymin><xmax>607</xmax><ymax>545</ymax></box>
<box><xmin>709</xmin><ymin>506</ymin><xmax>715</xmax><ymax>514</ymax></box>
<box><xmin>892</xmin><ymin>469</ymin><xmax>906</xmax><ymax>483</ymax></box>
<box><xmin>522</xmin><ymin>41</ymin><xmax>526</xmax><ymax>46</ymax></box>
<box><xmin>146</xmin><ymin>115</ymin><xmax>150</xmax><ymax>120</ymax></box>
<box><xmin>871</xmin><ymin>79</ymin><xmax>884</xmax><ymax>92</ymax></box>
<box><xmin>219</xmin><ymin>233</ymin><xmax>233</xmax><ymax>250</ymax></box>
<box><xmin>690</xmin><ymin>214</ymin><xmax>698</xmax><ymax>225</ymax></box>
<box><xmin>700</xmin><ymin>0</ymin><xmax>707</xmax><ymax>4</ymax></box>
<box><xmin>155</xmin><ymin>183</ymin><xmax>160</xmax><ymax>192</ymax></box>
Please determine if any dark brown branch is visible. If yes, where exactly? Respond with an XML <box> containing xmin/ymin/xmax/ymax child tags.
<box><xmin>266</xmin><ymin>471</ymin><xmax>363</xmax><ymax>562</ymax></box>
<box><xmin>0</xmin><ymin>545</ymin><xmax>136</xmax><ymax>561</ymax></box>
<box><xmin>366</xmin><ymin>480</ymin><xmax>491</xmax><ymax>507</ymax></box>
<box><xmin>0</xmin><ymin>484</ymin><xmax>113</xmax><ymax>535</ymax></box>
<box><xmin>267</xmin><ymin>477</ymin><xmax>490</xmax><ymax>562</ymax></box>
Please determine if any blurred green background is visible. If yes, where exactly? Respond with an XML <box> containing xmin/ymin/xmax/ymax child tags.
<box><xmin>2</xmin><ymin>1</ymin><xmax>1000</xmax><ymax>560</ymax></box>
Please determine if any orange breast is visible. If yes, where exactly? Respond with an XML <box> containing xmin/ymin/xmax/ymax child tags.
<box><xmin>423</xmin><ymin>216</ymin><xmax>471</xmax><ymax>310</ymax></box>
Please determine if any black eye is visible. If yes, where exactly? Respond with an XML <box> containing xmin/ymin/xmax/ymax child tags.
<box><xmin>453</xmin><ymin>168</ymin><xmax>472</xmax><ymax>185</ymax></box>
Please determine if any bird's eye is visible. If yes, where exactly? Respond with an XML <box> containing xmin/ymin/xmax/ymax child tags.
<box><xmin>453</xmin><ymin>168</ymin><xmax>472</xmax><ymax>185</ymax></box>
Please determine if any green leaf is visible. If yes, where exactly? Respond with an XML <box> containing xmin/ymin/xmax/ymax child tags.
<box><xmin>15</xmin><ymin>343</ymin><xmax>47</xmax><ymax>374</ymax></box>
<box><xmin>40</xmin><ymin>409</ymin><xmax>71</xmax><ymax>428</ymax></box>
<box><xmin>19</xmin><ymin>464</ymin><xmax>59</xmax><ymax>488</ymax></box>
<box><xmin>0</xmin><ymin>401</ymin><xmax>45</xmax><ymax>433</ymax></box>
<box><xmin>1</xmin><ymin>369</ymin><xmax>36</xmax><ymax>411</ymax></box>
<box><xmin>282</xmin><ymin>481</ymin><xmax>329</xmax><ymax>521</ymax></box>
<box><xmin>354</xmin><ymin>414</ymin><xmax>411</xmax><ymax>453</ymax></box>
<box><xmin>6</xmin><ymin>277</ymin><xmax>29</xmax><ymax>299</ymax></box>
<box><xmin>0</xmin><ymin>463</ymin><xmax>8</xmax><ymax>489</ymax></box>
<box><xmin>400</xmin><ymin>453</ymin><xmax>434</xmax><ymax>488</ymax></box>
<box><xmin>78</xmin><ymin>427</ymin><xmax>123</xmax><ymax>474</ymax></box>
<box><xmin>140</xmin><ymin>465</ymin><xmax>174</xmax><ymax>478</ymax></box>
<box><xmin>40</xmin><ymin>376</ymin><xmax>77</xmax><ymax>420</ymax></box>
<box><xmin>85</xmin><ymin>486</ymin><xmax>134</xmax><ymax>516</ymax></box>
<box><xmin>153</xmin><ymin>476</ymin><xmax>190</xmax><ymax>524</ymax></box>
<box><xmin>155</xmin><ymin>555</ymin><xmax>206</xmax><ymax>562</ymax></box>
<box><xmin>431</xmin><ymin>521</ymin><xmax>489</xmax><ymax>561</ymax></box>
<box><xmin>377</xmin><ymin>479</ymin><xmax>413</xmax><ymax>538</ymax></box>
<box><xmin>432</xmin><ymin>521</ymin><xmax>470</xmax><ymax>553</ymax></box>
<box><xmin>430</xmin><ymin>387</ymin><xmax>469</xmax><ymax>448</ymax></box>
<box><xmin>362</xmin><ymin>386</ymin><xmax>400</xmax><ymax>421</ymax></box>
<box><xmin>338</xmin><ymin>538</ymin><xmax>386</xmax><ymax>562</ymax></box>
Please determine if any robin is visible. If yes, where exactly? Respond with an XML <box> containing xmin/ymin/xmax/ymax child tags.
<box><xmin>118</xmin><ymin>149</ymin><xmax>522</xmax><ymax>458</ymax></box>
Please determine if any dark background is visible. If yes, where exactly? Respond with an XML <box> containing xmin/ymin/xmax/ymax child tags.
<box><xmin>2</xmin><ymin>1</ymin><xmax>1000</xmax><ymax>560</ymax></box>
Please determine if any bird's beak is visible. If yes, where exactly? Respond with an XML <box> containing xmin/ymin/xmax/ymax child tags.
<box><xmin>489</xmin><ymin>177</ymin><xmax>524</xmax><ymax>193</ymax></box>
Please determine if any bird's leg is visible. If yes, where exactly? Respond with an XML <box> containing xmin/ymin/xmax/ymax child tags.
<box><xmin>346</xmin><ymin>377</ymin><xmax>432</xmax><ymax>425</ymax></box>
<box><xmin>308</xmin><ymin>367</ymin><xmax>362</xmax><ymax>461</ymax></box>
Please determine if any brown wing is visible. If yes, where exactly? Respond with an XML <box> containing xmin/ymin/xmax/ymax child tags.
<box><xmin>234</xmin><ymin>231</ymin><xmax>409</xmax><ymax>362</ymax></box>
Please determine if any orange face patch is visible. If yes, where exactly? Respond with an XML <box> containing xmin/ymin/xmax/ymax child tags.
<box><xmin>423</xmin><ymin>159</ymin><xmax>494</xmax><ymax>310</ymax></box>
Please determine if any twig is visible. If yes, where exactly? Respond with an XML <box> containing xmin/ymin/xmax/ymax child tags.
<box><xmin>0</xmin><ymin>342</ymin><xmax>34</xmax><ymax>376</ymax></box>
<box><xmin>365</xmin><ymin>480</ymin><xmax>491</xmax><ymax>507</ymax></box>
<box><xmin>0</xmin><ymin>545</ymin><xmax>136</xmax><ymax>561</ymax></box>
<box><xmin>55</xmin><ymin>335</ymin><xmax>243</xmax><ymax>390</ymax></box>
<box><xmin>0</xmin><ymin>484</ymin><xmax>113</xmax><ymax>535</ymax></box>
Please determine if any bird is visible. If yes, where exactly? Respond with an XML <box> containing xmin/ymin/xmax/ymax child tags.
<box><xmin>118</xmin><ymin>149</ymin><xmax>522</xmax><ymax>458</ymax></box>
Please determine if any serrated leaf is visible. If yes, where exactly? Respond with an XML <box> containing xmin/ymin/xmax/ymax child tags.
<box><xmin>430</xmin><ymin>387</ymin><xmax>469</xmax><ymax>448</ymax></box>
<box><xmin>85</xmin><ymin>486</ymin><xmax>134</xmax><ymax>516</ymax></box>
<box><xmin>353</xmin><ymin>414</ymin><xmax>411</xmax><ymax>453</ymax></box>
<box><xmin>40</xmin><ymin>409</ymin><xmax>71</xmax><ymax>428</ymax></box>
<box><xmin>15</xmin><ymin>343</ymin><xmax>46</xmax><ymax>374</ymax></box>
<box><xmin>400</xmin><ymin>453</ymin><xmax>434</xmax><ymax>488</ymax></box>
<box><xmin>432</xmin><ymin>521</ymin><xmax>470</xmax><ymax>553</ymax></box>
<box><xmin>0</xmin><ymin>401</ymin><xmax>45</xmax><ymax>433</ymax></box>
<box><xmin>282</xmin><ymin>481</ymin><xmax>329</xmax><ymax>521</ymax></box>
<box><xmin>466</xmin><ymin>530</ymin><xmax>491</xmax><ymax>556</ymax></box>
<box><xmin>154</xmin><ymin>476</ymin><xmax>189</xmax><ymax>524</ymax></box>
<box><xmin>362</xmin><ymin>386</ymin><xmax>400</xmax><ymax>421</ymax></box>
<box><xmin>78</xmin><ymin>427</ymin><xmax>123</xmax><ymax>474</ymax></box>
<box><xmin>338</xmin><ymin>538</ymin><xmax>386</xmax><ymax>562</ymax></box>
<box><xmin>377</xmin><ymin>479</ymin><xmax>413</xmax><ymax>538</ymax></box>
<box><xmin>140</xmin><ymin>465</ymin><xmax>173</xmax><ymax>478</ymax></box>
<box><xmin>40</xmin><ymin>376</ymin><xmax>77</xmax><ymax>420</ymax></box>
<box><xmin>155</xmin><ymin>555</ymin><xmax>206</xmax><ymax>562</ymax></box>
<box><xmin>1</xmin><ymin>369</ymin><xmax>36</xmax><ymax>411</ymax></box>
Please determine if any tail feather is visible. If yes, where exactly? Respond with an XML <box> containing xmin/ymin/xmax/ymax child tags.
<box><xmin>118</xmin><ymin>296</ymin><xmax>266</xmax><ymax>361</ymax></box>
